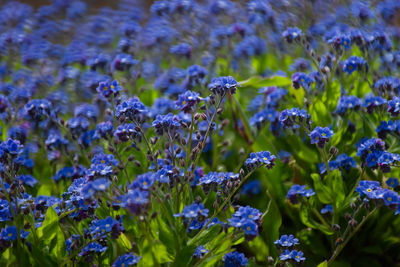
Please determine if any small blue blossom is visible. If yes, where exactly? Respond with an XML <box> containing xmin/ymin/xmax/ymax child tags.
<box><xmin>282</xmin><ymin>27</ymin><xmax>302</xmax><ymax>43</ymax></box>
<box><xmin>342</xmin><ymin>56</ymin><xmax>368</xmax><ymax>74</ymax></box>
<box><xmin>279</xmin><ymin>250</ymin><xmax>292</xmax><ymax>261</ymax></box>
<box><xmin>244</xmin><ymin>151</ymin><xmax>276</xmax><ymax>171</ymax></box>
<box><xmin>208</xmin><ymin>76</ymin><xmax>239</xmax><ymax>96</ymax></box>
<box><xmin>309</xmin><ymin>126</ymin><xmax>334</xmax><ymax>147</ymax></box>
<box><xmin>193</xmin><ymin>246</ymin><xmax>208</xmax><ymax>258</ymax></box>
<box><xmin>223</xmin><ymin>251</ymin><xmax>248</xmax><ymax>267</ymax></box>
<box><xmin>387</xmin><ymin>97</ymin><xmax>400</xmax><ymax>116</ymax></box>
<box><xmin>112</xmin><ymin>253</ymin><xmax>141</xmax><ymax>267</ymax></box>
<box><xmin>290</xmin><ymin>250</ymin><xmax>306</xmax><ymax>262</ymax></box>
<box><xmin>386</xmin><ymin>178</ymin><xmax>399</xmax><ymax>188</ymax></box>
<box><xmin>152</xmin><ymin>113</ymin><xmax>182</xmax><ymax>136</ymax></box>
<box><xmin>291</xmin><ymin>72</ymin><xmax>314</xmax><ymax>91</ymax></box>
<box><xmin>175</xmin><ymin>91</ymin><xmax>201</xmax><ymax>113</ymax></box>
<box><xmin>321</xmin><ymin>205</ymin><xmax>333</xmax><ymax>214</ymax></box>
<box><xmin>97</xmin><ymin>80</ymin><xmax>122</xmax><ymax>98</ymax></box>
<box><xmin>274</xmin><ymin>234</ymin><xmax>299</xmax><ymax>247</ymax></box>
<box><xmin>78</xmin><ymin>242</ymin><xmax>107</xmax><ymax>256</ymax></box>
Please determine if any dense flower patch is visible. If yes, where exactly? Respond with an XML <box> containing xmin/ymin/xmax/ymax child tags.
<box><xmin>0</xmin><ymin>0</ymin><xmax>400</xmax><ymax>266</ymax></box>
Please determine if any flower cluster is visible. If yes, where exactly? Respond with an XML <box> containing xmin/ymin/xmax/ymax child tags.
<box><xmin>279</xmin><ymin>108</ymin><xmax>311</xmax><ymax>129</ymax></box>
<box><xmin>228</xmin><ymin>206</ymin><xmax>262</xmax><ymax>238</ymax></box>
<box><xmin>244</xmin><ymin>151</ymin><xmax>276</xmax><ymax>171</ymax></box>
<box><xmin>309</xmin><ymin>126</ymin><xmax>334</xmax><ymax>147</ymax></box>
<box><xmin>275</xmin><ymin>234</ymin><xmax>305</xmax><ymax>263</ymax></box>
<box><xmin>356</xmin><ymin>138</ymin><xmax>400</xmax><ymax>172</ymax></box>
<box><xmin>286</xmin><ymin>185</ymin><xmax>315</xmax><ymax>204</ymax></box>
<box><xmin>356</xmin><ymin>180</ymin><xmax>400</xmax><ymax>213</ymax></box>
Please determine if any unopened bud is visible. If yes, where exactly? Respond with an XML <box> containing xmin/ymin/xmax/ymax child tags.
<box><xmin>329</xmin><ymin>146</ymin><xmax>338</xmax><ymax>156</ymax></box>
<box><xmin>181</xmin><ymin>138</ymin><xmax>187</xmax><ymax>146</ymax></box>
<box><xmin>332</xmin><ymin>224</ymin><xmax>340</xmax><ymax>232</ymax></box>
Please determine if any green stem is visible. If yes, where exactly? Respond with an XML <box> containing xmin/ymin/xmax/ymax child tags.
<box><xmin>191</xmin><ymin>94</ymin><xmax>224</xmax><ymax>173</ymax></box>
<box><xmin>192</xmin><ymin>169</ymin><xmax>255</xmax><ymax>239</ymax></box>
<box><xmin>327</xmin><ymin>207</ymin><xmax>377</xmax><ymax>265</ymax></box>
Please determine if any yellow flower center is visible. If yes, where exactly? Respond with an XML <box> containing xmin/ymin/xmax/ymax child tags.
<box><xmin>366</xmin><ymin>188</ymin><xmax>372</xmax><ymax>192</ymax></box>
<box><xmin>103</xmin><ymin>86</ymin><xmax>108</xmax><ymax>91</ymax></box>
<box><xmin>182</xmin><ymin>101</ymin><xmax>186</xmax><ymax>105</ymax></box>
<box><xmin>101</xmin><ymin>160</ymin><xmax>105</xmax><ymax>164</ymax></box>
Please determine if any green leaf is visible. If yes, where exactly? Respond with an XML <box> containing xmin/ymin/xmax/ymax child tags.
<box><xmin>331</xmin><ymin>170</ymin><xmax>345</xmax><ymax>208</ymax></box>
<box><xmin>322</xmin><ymin>80</ymin><xmax>341</xmax><ymax>111</ymax></box>
<box><xmin>238</xmin><ymin>75</ymin><xmax>291</xmax><ymax>88</ymax></box>
<box><xmin>311</xmin><ymin>173</ymin><xmax>333</xmax><ymax>204</ymax></box>
<box><xmin>317</xmin><ymin>261</ymin><xmax>328</xmax><ymax>267</ymax></box>
<box><xmin>262</xmin><ymin>196</ymin><xmax>281</xmax><ymax>257</ymax></box>
<box><xmin>299</xmin><ymin>204</ymin><xmax>334</xmax><ymax>235</ymax></box>
<box><xmin>157</xmin><ymin>217</ymin><xmax>177</xmax><ymax>254</ymax></box>
<box><xmin>117</xmin><ymin>233</ymin><xmax>132</xmax><ymax>251</ymax></box>
<box><xmin>187</xmin><ymin>225</ymin><xmax>222</xmax><ymax>247</ymax></box>
<box><xmin>37</xmin><ymin>207</ymin><xmax>59</xmax><ymax>241</ymax></box>
<box><xmin>52</xmin><ymin>228</ymin><xmax>65</xmax><ymax>261</ymax></box>
<box><xmin>310</xmin><ymin>99</ymin><xmax>330</xmax><ymax>125</ymax></box>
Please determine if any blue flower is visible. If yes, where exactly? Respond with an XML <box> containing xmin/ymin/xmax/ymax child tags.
<box><xmin>382</xmin><ymin>190</ymin><xmax>399</xmax><ymax>206</ymax></box>
<box><xmin>92</xmin><ymin>178</ymin><xmax>111</xmax><ymax>191</ymax></box>
<box><xmin>242</xmin><ymin>180</ymin><xmax>261</xmax><ymax>195</ymax></box>
<box><xmin>223</xmin><ymin>251</ymin><xmax>248</xmax><ymax>267</ymax></box>
<box><xmin>342</xmin><ymin>56</ymin><xmax>368</xmax><ymax>74</ymax></box>
<box><xmin>233</xmin><ymin>206</ymin><xmax>262</xmax><ymax>221</ymax></box>
<box><xmin>133</xmin><ymin>173</ymin><xmax>155</xmax><ymax>190</ymax></box>
<box><xmin>114</xmin><ymin>123</ymin><xmax>140</xmax><ymax>142</ymax></box>
<box><xmin>112</xmin><ymin>253</ymin><xmax>141</xmax><ymax>267</ymax></box>
<box><xmin>309</xmin><ymin>126</ymin><xmax>334</xmax><ymax>147</ymax></box>
<box><xmin>97</xmin><ymin>80</ymin><xmax>122</xmax><ymax>98</ymax></box>
<box><xmin>274</xmin><ymin>234</ymin><xmax>299</xmax><ymax>247</ymax></box>
<box><xmin>336</xmin><ymin>96</ymin><xmax>362</xmax><ymax>115</ymax></box>
<box><xmin>356</xmin><ymin>180</ymin><xmax>381</xmax><ymax>199</ymax></box>
<box><xmin>95</xmin><ymin>121</ymin><xmax>113</xmax><ymax>139</ymax></box>
<box><xmin>79</xmin><ymin>242</ymin><xmax>107</xmax><ymax>256</ymax></box>
<box><xmin>328</xmin><ymin>35</ymin><xmax>351</xmax><ymax>51</ymax></box>
<box><xmin>279</xmin><ymin>108</ymin><xmax>310</xmax><ymax>129</ymax></box>
<box><xmin>208</xmin><ymin>76</ymin><xmax>239</xmax><ymax>96</ymax></box>
<box><xmin>387</xmin><ymin>97</ymin><xmax>400</xmax><ymax>116</ymax></box>
<box><xmin>321</xmin><ymin>205</ymin><xmax>333</xmax><ymax>214</ymax></box>
<box><xmin>279</xmin><ymin>250</ymin><xmax>291</xmax><ymax>261</ymax></box>
<box><xmin>170</xmin><ymin>43</ymin><xmax>192</xmax><ymax>58</ymax></box>
<box><xmin>374</xmin><ymin>77</ymin><xmax>400</xmax><ymax>97</ymax></box>
<box><xmin>92</xmin><ymin>153</ymin><xmax>119</xmax><ymax>166</ymax></box>
<box><xmin>282</xmin><ymin>27</ymin><xmax>302</xmax><ymax>43</ymax></box>
<box><xmin>152</xmin><ymin>113</ymin><xmax>182</xmax><ymax>136</ymax></box>
<box><xmin>174</xmin><ymin>203</ymin><xmax>209</xmax><ymax>219</ymax></box>
<box><xmin>291</xmin><ymin>72</ymin><xmax>314</xmax><ymax>91</ymax></box>
<box><xmin>90</xmin><ymin>216</ymin><xmax>116</xmax><ymax>233</ymax></box>
<box><xmin>115</xmin><ymin>98</ymin><xmax>147</xmax><ymax>122</ymax></box>
<box><xmin>193</xmin><ymin>246</ymin><xmax>208</xmax><ymax>258</ymax></box>
<box><xmin>363</xmin><ymin>94</ymin><xmax>387</xmax><ymax>113</ymax></box>
<box><xmin>386</xmin><ymin>178</ymin><xmax>399</xmax><ymax>188</ymax></box>
<box><xmin>175</xmin><ymin>91</ymin><xmax>201</xmax><ymax>113</ymax></box>
<box><xmin>0</xmin><ymin>226</ymin><xmax>29</xmax><ymax>241</ymax></box>
<box><xmin>1</xmin><ymin>138</ymin><xmax>23</xmax><ymax>155</ymax></box>
<box><xmin>290</xmin><ymin>250</ymin><xmax>306</xmax><ymax>262</ymax></box>
<box><xmin>17</xmin><ymin>174</ymin><xmax>37</xmax><ymax>187</ymax></box>
<box><xmin>244</xmin><ymin>151</ymin><xmax>276</xmax><ymax>170</ymax></box>
<box><xmin>287</xmin><ymin>184</ymin><xmax>315</xmax><ymax>203</ymax></box>
<box><xmin>242</xmin><ymin>220</ymin><xmax>258</xmax><ymax>236</ymax></box>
